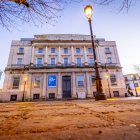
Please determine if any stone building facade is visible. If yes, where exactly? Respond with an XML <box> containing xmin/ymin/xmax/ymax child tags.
<box><xmin>1</xmin><ymin>34</ymin><xmax>126</xmax><ymax>101</ymax></box>
<box><xmin>124</xmin><ymin>74</ymin><xmax>140</xmax><ymax>96</ymax></box>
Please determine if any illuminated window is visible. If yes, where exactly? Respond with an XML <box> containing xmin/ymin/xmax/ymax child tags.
<box><xmin>12</xmin><ymin>77</ymin><xmax>20</xmax><ymax>89</ymax></box>
<box><xmin>34</xmin><ymin>77</ymin><xmax>41</xmax><ymax>88</ymax></box>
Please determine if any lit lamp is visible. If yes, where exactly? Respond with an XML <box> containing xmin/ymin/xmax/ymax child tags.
<box><xmin>22</xmin><ymin>77</ymin><xmax>27</xmax><ymax>102</ymax></box>
<box><xmin>105</xmin><ymin>74</ymin><xmax>111</xmax><ymax>98</ymax></box>
<box><xmin>84</xmin><ymin>5</ymin><xmax>106</xmax><ymax>100</ymax></box>
<box><xmin>130</xmin><ymin>74</ymin><xmax>138</xmax><ymax>97</ymax></box>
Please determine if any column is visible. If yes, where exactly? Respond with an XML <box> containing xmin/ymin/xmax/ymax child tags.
<box><xmin>58</xmin><ymin>46</ymin><xmax>61</xmax><ymax>65</ymax></box>
<box><xmin>86</xmin><ymin>72</ymin><xmax>92</xmax><ymax>98</ymax></box>
<box><xmin>84</xmin><ymin>46</ymin><xmax>88</xmax><ymax>65</ymax></box>
<box><xmin>42</xmin><ymin>73</ymin><xmax>47</xmax><ymax>100</ymax></box>
<box><xmin>71</xmin><ymin>46</ymin><xmax>75</xmax><ymax>65</ymax></box>
<box><xmin>72</xmin><ymin>72</ymin><xmax>77</xmax><ymax>98</ymax></box>
<box><xmin>44</xmin><ymin>46</ymin><xmax>48</xmax><ymax>64</ymax></box>
<box><xmin>26</xmin><ymin>73</ymin><xmax>32</xmax><ymax>101</ymax></box>
<box><xmin>57</xmin><ymin>72</ymin><xmax>62</xmax><ymax>99</ymax></box>
<box><xmin>31</xmin><ymin>46</ymin><xmax>35</xmax><ymax>64</ymax></box>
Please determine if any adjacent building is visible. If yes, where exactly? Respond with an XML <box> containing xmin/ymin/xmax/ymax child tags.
<box><xmin>1</xmin><ymin>34</ymin><xmax>126</xmax><ymax>101</ymax></box>
<box><xmin>124</xmin><ymin>74</ymin><xmax>140</xmax><ymax>96</ymax></box>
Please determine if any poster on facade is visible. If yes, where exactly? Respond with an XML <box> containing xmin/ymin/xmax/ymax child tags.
<box><xmin>48</xmin><ymin>75</ymin><xmax>56</xmax><ymax>87</ymax></box>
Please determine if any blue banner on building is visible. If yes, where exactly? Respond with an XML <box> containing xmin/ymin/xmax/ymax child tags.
<box><xmin>48</xmin><ymin>75</ymin><xmax>56</xmax><ymax>87</ymax></box>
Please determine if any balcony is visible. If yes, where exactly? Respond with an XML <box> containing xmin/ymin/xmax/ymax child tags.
<box><xmin>105</xmin><ymin>51</ymin><xmax>111</xmax><ymax>54</ymax></box>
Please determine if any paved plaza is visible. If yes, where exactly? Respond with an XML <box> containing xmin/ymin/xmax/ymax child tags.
<box><xmin>0</xmin><ymin>98</ymin><xmax>140</xmax><ymax>140</ymax></box>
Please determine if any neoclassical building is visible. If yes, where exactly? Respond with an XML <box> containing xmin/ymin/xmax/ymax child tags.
<box><xmin>1</xmin><ymin>34</ymin><xmax>126</xmax><ymax>101</ymax></box>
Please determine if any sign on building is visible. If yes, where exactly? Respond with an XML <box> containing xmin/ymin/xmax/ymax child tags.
<box><xmin>48</xmin><ymin>75</ymin><xmax>56</xmax><ymax>87</ymax></box>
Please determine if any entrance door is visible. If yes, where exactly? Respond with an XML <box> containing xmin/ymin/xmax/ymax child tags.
<box><xmin>62</xmin><ymin>76</ymin><xmax>71</xmax><ymax>98</ymax></box>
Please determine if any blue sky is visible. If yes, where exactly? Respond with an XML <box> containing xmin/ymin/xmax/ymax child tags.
<box><xmin>0</xmin><ymin>1</ymin><xmax>140</xmax><ymax>88</ymax></box>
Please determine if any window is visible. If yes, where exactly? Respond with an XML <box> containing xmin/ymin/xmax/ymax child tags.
<box><xmin>126</xmin><ymin>84</ymin><xmax>130</xmax><ymax>89</ymax></box>
<box><xmin>76</xmin><ymin>48</ymin><xmax>80</xmax><ymax>53</ymax></box>
<box><xmin>51</xmin><ymin>58</ymin><xmax>55</xmax><ymax>65</ymax></box>
<box><xmin>91</xmin><ymin>76</ymin><xmax>96</xmax><ymax>85</ymax></box>
<box><xmin>33</xmin><ymin>94</ymin><xmax>40</xmax><ymax>99</ymax></box>
<box><xmin>134</xmin><ymin>83</ymin><xmax>139</xmax><ymax>87</ymax></box>
<box><xmin>17</xmin><ymin>58</ymin><xmax>22</xmax><ymax>65</ymax></box>
<box><xmin>34</xmin><ymin>77</ymin><xmax>41</xmax><ymax>88</ymax></box>
<box><xmin>77</xmin><ymin>75</ymin><xmax>84</xmax><ymax>87</ymax></box>
<box><xmin>125</xmin><ymin>77</ymin><xmax>128</xmax><ymax>81</ymax></box>
<box><xmin>38</xmin><ymin>48</ymin><xmax>43</xmax><ymax>54</ymax></box>
<box><xmin>88</xmin><ymin>48</ymin><xmax>93</xmax><ymax>53</ymax></box>
<box><xmin>113</xmin><ymin>91</ymin><xmax>120</xmax><ymax>97</ymax></box>
<box><xmin>105</xmin><ymin>48</ymin><xmax>111</xmax><ymax>53</ymax></box>
<box><xmin>51</xmin><ymin>48</ymin><xmax>55</xmax><ymax>53</ymax></box>
<box><xmin>10</xmin><ymin>95</ymin><xmax>17</xmax><ymax>101</ymax></box>
<box><xmin>64</xmin><ymin>58</ymin><xmax>68</xmax><ymax>65</ymax></box>
<box><xmin>107</xmin><ymin>57</ymin><xmax>112</xmax><ymax>64</ymax></box>
<box><xmin>89</xmin><ymin>58</ymin><xmax>94</xmax><ymax>65</ymax></box>
<box><xmin>49</xmin><ymin>93</ymin><xmax>55</xmax><ymax>99</ymax></box>
<box><xmin>64</xmin><ymin>48</ymin><xmax>68</xmax><ymax>54</ymax></box>
<box><xmin>19</xmin><ymin>48</ymin><xmax>24</xmax><ymax>54</ymax></box>
<box><xmin>110</xmin><ymin>74</ymin><xmax>117</xmax><ymax>85</ymax></box>
<box><xmin>12</xmin><ymin>77</ymin><xmax>20</xmax><ymax>89</ymax></box>
<box><xmin>37</xmin><ymin>58</ymin><xmax>43</xmax><ymax>65</ymax></box>
<box><xmin>76</xmin><ymin>58</ymin><xmax>82</xmax><ymax>66</ymax></box>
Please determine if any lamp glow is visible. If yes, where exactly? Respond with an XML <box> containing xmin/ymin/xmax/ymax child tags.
<box><xmin>84</xmin><ymin>5</ymin><xmax>93</xmax><ymax>20</ymax></box>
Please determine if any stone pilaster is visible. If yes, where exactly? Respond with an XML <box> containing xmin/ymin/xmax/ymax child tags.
<box><xmin>31</xmin><ymin>47</ymin><xmax>34</xmax><ymax>64</ymax></box>
<box><xmin>58</xmin><ymin>46</ymin><xmax>61</xmax><ymax>65</ymax></box>
<box><xmin>72</xmin><ymin>72</ymin><xmax>77</xmax><ymax>98</ymax></box>
<box><xmin>44</xmin><ymin>46</ymin><xmax>48</xmax><ymax>65</ymax></box>
<box><xmin>42</xmin><ymin>73</ymin><xmax>46</xmax><ymax>100</ymax></box>
<box><xmin>57</xmin><ymin>72</ymin><xmax>62</xmax><ymax>99</ymax></box>
<box><xmin>84</xmin><ymin>46</ymin><xmax>88</xmax><ymax>65</ymax></box>
<box><xmin>86</xmin><ymin>72</ymin><xmax>92</xmax><ymax>98</ymax></box>
<box><xmin>71</xmin><ymin>46</ymin><xmax>75</xmax><ymax>65</ymax></box>
<box><xmin>26</xmin><ymin>73</ymin><xmax>32</xmax><ymax>101</ymax></box>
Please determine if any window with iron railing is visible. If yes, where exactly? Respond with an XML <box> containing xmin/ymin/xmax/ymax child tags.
<box><xmin>51</xmin><ymin>58</ymin><xmax>56</xmax><ymax>65</ymax></box>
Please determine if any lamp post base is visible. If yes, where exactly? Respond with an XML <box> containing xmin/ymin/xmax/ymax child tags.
<box><xmin>95</xmin><ymin>93</ymin><xmax>107</xmax><ymax>101</ymax></box>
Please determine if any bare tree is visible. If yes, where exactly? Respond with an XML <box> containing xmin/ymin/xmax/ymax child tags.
<box><xmin>133</xmin><ymin>65</ymin><xmax>140</xmax><ymax>76</ymax></box>
<box><xmin>0</xmin><ymin>0</ymin><xmax>138</xmax><ymax>30</ymax></box>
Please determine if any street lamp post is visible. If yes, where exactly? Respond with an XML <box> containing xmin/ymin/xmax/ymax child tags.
<box><xmin>84</xmin><ymin>5</ymin><xmax>106</xmax><ymax>100</ymax></box>
<box><xmin>105</xmin><ymin>75</ymin><xmax>111</xmax><ymax>98</ymax></box>
<box><xmin>22</xmin><ymin>77</ymin><xmax>27</xmax><ymax>102</ymax></box>
<box><xmin>130</xmin><ymin>74</ymin><xmax>138</xmax><ymax>97</ymax></box>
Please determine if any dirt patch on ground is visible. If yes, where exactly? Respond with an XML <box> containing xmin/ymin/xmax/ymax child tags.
<box><xmin>0</xmin><ymin>99</ymin><xmax>140</xmax><ymax>140</ymax></box>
